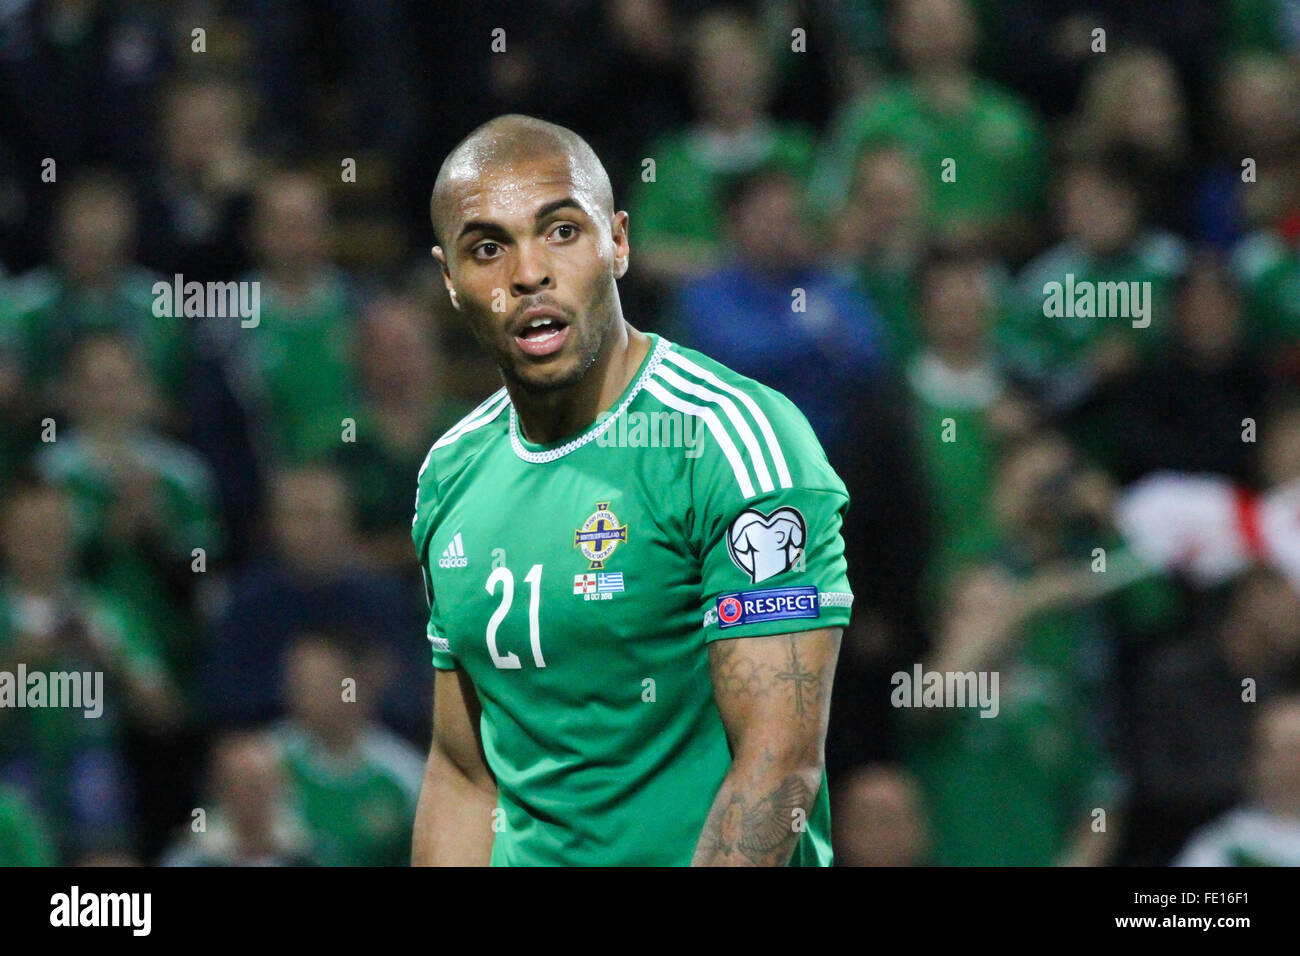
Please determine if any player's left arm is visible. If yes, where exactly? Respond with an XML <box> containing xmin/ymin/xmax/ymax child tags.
<box><xmin>691</xmin><ymin>626</ymin><xmax>841</xmax><ymax>866</ymax></box>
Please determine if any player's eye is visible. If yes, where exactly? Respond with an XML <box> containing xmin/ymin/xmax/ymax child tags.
<box><xmin>549</xmin><ymin>223</ymin><xmax>578</xmax><ymax>241</ymax></box>
<box><xmin>472</xmin><ymin>241</ymin><xmax>503</xmax><ymax>260</ymax></box>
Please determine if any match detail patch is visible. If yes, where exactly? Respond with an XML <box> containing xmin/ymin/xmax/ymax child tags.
<box><xmin>715</xmin><ymin>585</ymin><xmax>820</xmax><ymax>629</ymax></box>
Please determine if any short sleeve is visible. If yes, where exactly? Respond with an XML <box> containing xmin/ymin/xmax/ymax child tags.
<box><xmin>412</xmin><ymin>456</ymin><xmax>458</xmax><ymax>671</ymax></box>
<box><xmin>424</xmin><ymin>584</ymin><xmax>457</xmax><ymax>671</ymax></box>
<box><xmin>688</xmin><ymin>384</ymin><xmax>854</xmax><ymax>641</ymax></box>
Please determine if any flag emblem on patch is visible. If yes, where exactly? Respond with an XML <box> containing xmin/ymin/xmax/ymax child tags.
<box><xmin>597</xmin><ymin>572</ymin><xmax>624</xmax><ymax>593</ymax></box>
<box><xmin>574</xmin><ymin>574</ymin><xmax>597</xmax><ymax>594</ymax></box>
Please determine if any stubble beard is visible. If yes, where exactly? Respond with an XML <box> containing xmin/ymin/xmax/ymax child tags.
<box><xmin>493</xmin><ymin>275</ymin><xmax>617</xmax><ymax>397</ymax></box>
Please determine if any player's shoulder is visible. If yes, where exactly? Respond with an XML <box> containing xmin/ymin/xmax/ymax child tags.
<box><xmin>412</xmin><ymin>386</ymin><xmax>511</xmax><ymax>526</ymax></box>
<box><xmin>646</xmin><ymin>337</ymin><xmax>844</xmax><ymax>498</ymax></box>
<box><xmin>418</xmin><ymin>386</ymin><xmax>510</xmax><ymax>479</ymax></box>
<box><xmin>652</xmin><ymin>338</ymin><xmax>811</xmax><ymax>429</ymax></box>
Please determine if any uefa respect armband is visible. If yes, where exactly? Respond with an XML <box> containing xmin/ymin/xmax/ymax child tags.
<box><xmin>714</xmin><ymin>585</ymin><xmax>820</xmax><ymax>629</ymax></box>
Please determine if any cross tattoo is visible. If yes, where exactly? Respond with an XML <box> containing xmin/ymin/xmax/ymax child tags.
<box><xmin>775</xmin><ymin>638</ymin><xmax>818</xmax><ymax>716</ymax></box>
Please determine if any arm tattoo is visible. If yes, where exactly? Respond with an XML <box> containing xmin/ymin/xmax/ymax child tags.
<box><xmin>708</xmin><ymin>634</ymin><xmax>831</xmax><ymax>730</ymax></box>
<box><xmin>695</xmin><ymin>773</ymin><xmax>815</xmax><ymax>866</ymax></box>
<box><xmin>708</xmin><ymin>638</ymin><xmax>770</xmax><ymax>699</ymax></box>
<box><xmin>775</xmin><ymin>636</ymin><xmax>820</xmax><ymax>719</ymax></box>
<box><xmin>695</xmin><ymin>631</ymin><xmax>838</xmax><ymax>865</ymax></box>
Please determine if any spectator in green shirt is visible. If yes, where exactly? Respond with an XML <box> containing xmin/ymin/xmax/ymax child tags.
<box><xmin>830</xmin><ymin>143</ymin><xmax>932</xmax><ymax>362</ymax></box>
<box><xmin>1003</xmin><ymin>151</ymin><xmax>1188</xmax><ymax>468</ymax></box>
<box><xmin>35</xmin><ymin>332</ymin><xmax>223</xmax><ymax>696</ymax></box>
<box><xmin>208</xmin><ymin>171</ymin><xmax>360</xmax><ymax>465</ymax></box>
<box><xmin>624</xmin><ymin>8</ymin><xmax>819</xmax><ymax>287</ymax></box>
<box><xmin>1061</xmin><ymin>48</ymin><xmax>1194</xmax><ymax>237</ymax></box>
<box><xmin>334</xmin><ymin>295</ymin><xmax>471</xmax><ymax>573</ymax></box>
<box><xmin>901</xmin><ymin>595</ymin><xmax>1123</xmax><ymax>867</ymax></box>
<box><xmin>0</xmin><ymin>477</ymin><xmax>179</xmax><ymax>863</ymax></box>
<box><xmin>905</xmin><ymin>247</ymin><xmax>1032</xmax><ymax>605</ymax></box>
<box><xmin>1</xmin><ymin>173</ymin><xmax>193</xmax><ymax>431</ymax></box>
<box><xmin>901</xmin><ymin>433</ymin><xmax>1135</xmax><ymax>866</ymax></box>
<box><xmin>159</xmin><ymin>730</ymin><xmax>314</xmax><ymax>866</ymax></box>
<box><xmin>272</xmin><ymin>630</ymin><xmax>424</xmax><ymax>867</ymax></box>
<box><xmin>811</xmin><ymin>0</ymin><xmax>1048</xmax><ymax>260</ymax></box>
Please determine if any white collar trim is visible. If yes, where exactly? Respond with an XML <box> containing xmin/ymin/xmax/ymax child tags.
<box><xmin>509</xmin><ymin>336</ymin><xmax>671</xmax><ymax>464</ymax></box>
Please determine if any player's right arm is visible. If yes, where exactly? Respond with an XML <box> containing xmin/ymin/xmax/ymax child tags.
<box><xmin>412</xmin><ymin>667</ymin><xmax>497</xmax><ymax>866</ymax></box>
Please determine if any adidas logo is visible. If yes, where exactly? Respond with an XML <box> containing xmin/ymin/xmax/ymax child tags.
<box><xmin>438</xmin><ymin>532</ymin><xmax>468</xmax><ymax>568</ymax></box>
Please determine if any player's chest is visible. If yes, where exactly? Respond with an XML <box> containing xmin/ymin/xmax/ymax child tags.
<box><xmin>426</xmin><ymin>464</ymin><xmax>698</xmax><ymax>675</ymax></box>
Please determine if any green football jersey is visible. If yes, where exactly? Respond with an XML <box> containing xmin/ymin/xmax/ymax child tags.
<box><xmin>272</xmin><ymin>722</ymin><xmax>424</xmax><ymax>867</ymax></box>
<box><xmin>411</xmin><ymin>333</ymin><xmax>854</xmax><ymax>866</ymax></box>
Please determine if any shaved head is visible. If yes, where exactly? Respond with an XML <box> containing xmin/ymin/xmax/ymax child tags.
<box><xmin>430</xmin><ymin>114</ymin><xmax>614</xmax><ymax>246</ymax></box>
<box><xmin>427</xmin><ymin>113</ymin><xmax>633</xmax><ymax>405</ymax></box>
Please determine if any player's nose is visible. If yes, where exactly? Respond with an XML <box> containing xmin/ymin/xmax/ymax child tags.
<box><xmin>510</xmin><ymin>240</ymin><xmax>553</xmax><ymax>295</ymax></box>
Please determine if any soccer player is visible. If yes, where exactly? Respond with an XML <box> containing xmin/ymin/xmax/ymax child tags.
<box><xmin>411</xmin><ymin>115</ymin><xmax>852</xmax><ymax>866</ymax></box>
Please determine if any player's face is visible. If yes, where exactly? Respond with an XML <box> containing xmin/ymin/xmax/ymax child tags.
<box><xmin>436</xmin><ymin>155</ymin><xmax>629</xmax><ymax>393</ymax></box>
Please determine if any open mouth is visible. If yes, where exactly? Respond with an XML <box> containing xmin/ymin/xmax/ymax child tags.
<box><xmin>515</xmin><ymin>315</ymin><xmax>570</xmax><ymax>357</ymax></box>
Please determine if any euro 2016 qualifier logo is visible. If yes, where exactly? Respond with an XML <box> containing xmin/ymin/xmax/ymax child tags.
<box><xmin>574</xmin><ymin>502</ymin><xmax>628</xmax><ymax>570</ymax></box>
<box><xmin>727</xmin><ymin>507</ymin><xmax>806</xmax><ymax>583</ymax></box>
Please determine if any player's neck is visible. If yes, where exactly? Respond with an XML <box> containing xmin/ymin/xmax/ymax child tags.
<box><xmin>510</xmin><ymin>322</ymin><xmax>652</xmax><ymax>446</ymax></box>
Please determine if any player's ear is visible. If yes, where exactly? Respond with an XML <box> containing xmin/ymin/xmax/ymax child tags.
<box><xmin>432</xmin><ymin>246</ymin><xmax>461</xmax><ymax>310</ymax></box>
<box><xmin>611</xmin><ymin>211</ymin><xmax>630</xmax><ymax>279</ymax></box>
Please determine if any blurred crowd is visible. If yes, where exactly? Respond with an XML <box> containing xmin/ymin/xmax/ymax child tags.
<box><xmin>0</xmin><ymin>0</ymin><xmax>1299</xmax><ymax>866</ymax></box>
